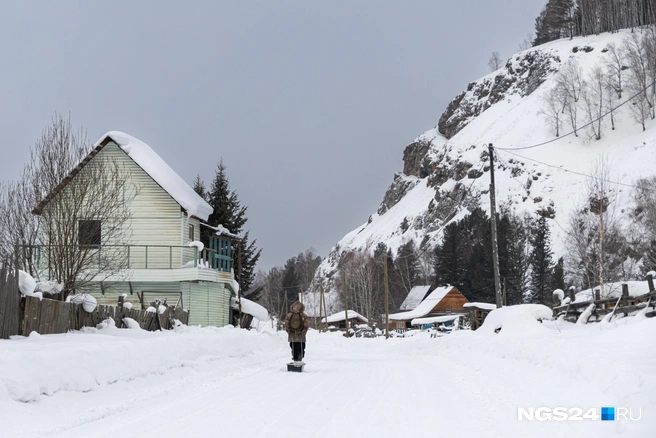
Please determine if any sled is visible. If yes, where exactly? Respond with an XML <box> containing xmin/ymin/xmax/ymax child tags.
<box><xmin>287</xmin><ymin>362</ymin><xmax>305</xmax><ymax>372</ymax></box>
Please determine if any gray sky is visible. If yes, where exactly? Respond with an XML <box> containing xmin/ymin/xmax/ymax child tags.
<box><xmin>0</xmin><ymin>1</ymin><xmax>546</xmax><ymax>271</ymax></box>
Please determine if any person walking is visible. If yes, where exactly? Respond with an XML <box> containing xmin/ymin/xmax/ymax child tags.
<box><xmin>285</xmin><ymin>301</ymin><xmax>310</xmax><ymax>365</ymax></box>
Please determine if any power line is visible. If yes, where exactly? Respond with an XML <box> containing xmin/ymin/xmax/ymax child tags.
<box><xmin>495</xmin><ymin>82</ymin><xmax>655</xmax><ymax>151</ymax></box>
<box><xmin>494</xmin><ymin>147</ymin><xmax>639</xmax><ymax>189</ymax></box>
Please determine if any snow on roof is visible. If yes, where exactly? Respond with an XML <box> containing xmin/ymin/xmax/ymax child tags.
<box><xmin>94</xmin><ymin>131</ymin><xmax>213</xmax><ymax>221</ymax></box>
<box><xmin>399</xmin><ymin>285</ymin><xmax>432</xmax><ymax>311</ymax></box>
<box><xmin>463</xmin><ymin>302</ymin><xmax>497</xmax><ymax>311</ymax></box>
<box><xmin>411</xmin><ymin>314</ymin><xmax>461</xmax><ymax>325</ymax></box>
<box><xmin>389</xmin><ymin>285</ymin><xmax>455</xmax><ymax>320</ymax></box>
<box><xmin>299</xmin><ymin>291</ymin><xmax>340</xmax><ymax>318</ymax></box>
<box><xmin>323</xmin><ymin>310</ymin><xmax>368</xmax><ymax>324</ymax></box>
<box><xmin>573</xmin><ymin>281</ymin><xmax>654</xmax><ymax>303</ymax></box>
<box><xmin>231</xmin><ymin>297</ymin><xmax>269</xmax><ymax>321</ymax></box>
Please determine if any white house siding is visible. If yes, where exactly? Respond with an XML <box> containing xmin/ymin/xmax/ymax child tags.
<box><xmin>182</xmin><ymin>282</ymin><xmax>230</xmax><ymax>327</ymax></box>
<box><xmin>100</xmin><ymin>143</ymin><xmax>191</xmax><ymax>268</ymax></box>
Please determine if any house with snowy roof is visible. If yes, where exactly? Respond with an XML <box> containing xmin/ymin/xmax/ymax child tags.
<box><xmin>323</xmin><ymin>310</ymin><xmax>368</xmax><ymax>329</ymax></box>
<box><xmin>27</xmin><ymin>131</ymin><xmax>238</xmax><ymax>327</ymax></box>
<box><xmin>388</xmin><ymin>285</ymin><xmax>468</xmax><ymax>329</ymax></box>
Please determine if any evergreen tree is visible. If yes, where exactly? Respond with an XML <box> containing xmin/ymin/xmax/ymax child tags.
<box><xmin>196</xmin><ymin>159</ymin><xmax>261</xmax><ymax>292</ymax></box>
<box><xmin>528</xmin><ymin>216</ymin><xmax>554</xmax><ymax>304</ymax></box>
<box><xmin>193</xmin><ymin>174</ymin><xmax>208</xmax><ymax>201</ymax></box>
<box><xmin>550</xmin><ymin>256</ymin><xmax>566</xmax><ymax>297</ymax></box>
<box><xmin>237</xmin><ymin>231</ymin><xmax>262</xmax><ymax>293</ymax></box>
<box><xmin>206</xmin><ymin>159</ymin><xmax>247</xmax><ymax>234</ymax></box>
<box><xmin>498</xmin><ymin>212</ymin><xmax>529</xmax><ymax>305</ymax></box>
<box><xmin>282</xmin><ymin>256</ymin><xmax>301</xmax><ymax>305</ymax></box>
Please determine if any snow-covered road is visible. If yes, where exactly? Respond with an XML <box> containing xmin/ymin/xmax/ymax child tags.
<box><xmin>1</xmin><ymin>316</ymin><xmax>654</xmax><ymax>437</ymax></box>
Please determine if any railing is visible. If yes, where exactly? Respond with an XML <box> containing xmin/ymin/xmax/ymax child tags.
<box><xmin>18</xmin><ymin>244</ymin><xmax>233</xmax><ymax>273</ymax></box>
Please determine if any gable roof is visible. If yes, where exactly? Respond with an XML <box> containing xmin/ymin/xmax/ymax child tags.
<box><xmin>33</xmin><ymin>131</ymin><xmax>212</xmax><ymax>221</ymax></box>
<box><xmin>323</xmin><ymin>310</ymin><xmax>368</xmax><ymax>324</ymax></box>
<box><xmin>389</xmin><ymin>285</ymin><xmax>456</xmax><ymax>320</ymax></box>
<box><xmin>399</xmin><ymin>285</ymin><xmax>432</xmax><ymax>311</ymax></box>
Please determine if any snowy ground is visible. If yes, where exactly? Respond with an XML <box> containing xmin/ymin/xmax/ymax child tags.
<box><xmin>1</xmin><ymin>314</ymin><xmax>654</xmax><ymax>437</ymax></box>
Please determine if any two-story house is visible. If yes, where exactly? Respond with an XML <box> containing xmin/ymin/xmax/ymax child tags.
<box><xmin>29</xmin><ymin>131</ymin><xmax>236</xmax><ymax>327</ymax></box>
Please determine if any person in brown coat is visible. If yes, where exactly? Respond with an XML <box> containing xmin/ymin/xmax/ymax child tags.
<box><xmin>284</xmin><ymin>301</ymin><xmax>310</xmax><ymax>364</ymax></box>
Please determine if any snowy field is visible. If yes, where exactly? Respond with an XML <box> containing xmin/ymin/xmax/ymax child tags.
<box><xmin>1</xmin><ymin>311</ymin><xmax>654</xmax><ymax>437</ymax></box>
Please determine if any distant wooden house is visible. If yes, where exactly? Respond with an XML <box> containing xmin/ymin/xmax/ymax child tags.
<box><xmin>389</xmin><ymin>285</ymin><xmax>468</xmax><ymax>329</ymax></box>
<box><xmin>323</xmin><ymin>310</ymin><xmax>368</xmax><ymax>330</ymax></box>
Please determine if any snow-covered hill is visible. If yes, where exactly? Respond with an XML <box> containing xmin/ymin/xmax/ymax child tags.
<box><xmin>318</xmin><ymin>29</ymin><xmax>656</xmax><ymax>284</ymax></box>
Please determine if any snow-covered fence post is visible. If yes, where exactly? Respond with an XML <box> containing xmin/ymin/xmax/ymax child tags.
<box><xmin>568</xmin><ymin>286</ymin><xmax>576</xmax><ymax>302</ymax></box>
<box><xmin>594</xmin><ymin>288</ymin><xmax>601</xmax><ymax>302</ymax></box>
<box><xmin>647</xmin><ymin>272</ymin><xmax>655</xmax><ymax>293</ymax></box>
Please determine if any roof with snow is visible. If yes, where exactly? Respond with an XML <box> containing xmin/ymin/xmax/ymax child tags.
<box><xmin>399</xmin><ymin>285</ymin><xmax>432</xmax><ymax>311</ymax></box>
<box><xmin>323</xmin><ymin>310</ymin><xmax>368</xmax><ymax>324</ymax></box>
<box><xmin>463</xmin><ymin>302</ymin><xmax>497</xmax><ymax>311</ymax></box>
<box><xmin>34</xmin><ymin>131</ymin><xmax>213</xmax><ymax>221</ymax></box>
<box><xmin>389</xmin><ymin>285</ymin><xmax>456</xmax><ymax>320</ymax></box>
<box><xmin>231</xmin><ymin>297</ymin><xmax>269</xmax><ymax>321</ymax></box>
<box><xmin>411</xmin><ymin>314</ymin><xmax>461</xmax><ymax>326</ymax></box>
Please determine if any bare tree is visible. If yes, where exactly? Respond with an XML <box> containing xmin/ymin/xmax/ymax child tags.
<box><xmin>556</xmin><ymin>59</ymin><xmax>584</xmax><ymax>136</ymax></box>
<box><xmin>488</xmin><ymin>51</ymin><xmax>503</xmax><ymax>71</ymax></box>
<box><xmin>604</xmin><ymin>42</ymin><xmax>625</xmax><ymax>99</ymax></box>
<box><xmin>624</xmin><ymin>32</ymin><xmax>652</xmax><ymax>129</ymax></box>
<box><xmin>1</xmin><ymin>115</ymin><xmax>136</xmax><ymax>299</ymax></box>
<box><xmin>541</xmin><ymin>85</ymin><xmax>567</xmax><ymax>136</ymax></box>
<box><xmin>566</xmin><ymin>156</ymin><xmax>630</xmax><ymax>291</ymax></box>
<box><xmin>582</xmin><ymin>64</ymin><xmax>606</xmax><ymax>140</ymax></box>
<box><xmin>518</xmin><ymin>33</ymin><xmax>534</xmax><ymax>51</ymax></box>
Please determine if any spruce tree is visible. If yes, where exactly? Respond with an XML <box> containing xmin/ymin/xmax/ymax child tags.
<box><xmin>550</xmin><ymin>257</ymin><xmax>566</xmax><ymax>296</ymax></box>
<box><xmin>207</xmin><ymin>160</ymin><xmax>247</xmax><ymax>234</ymax></box>
<box><xmin>193</xmin><ymin>174</ymin><xmax>207</xmax><ymax>201</ymax></box>
<box><xmin>529</xmin><ymin>216</ymin><xmax>554</xmax><ymax>304</ymax></box>
<box><xmin>197</xmin><ymin>159</ymin><xmax>261</xmax><ymax>292</ymax></box>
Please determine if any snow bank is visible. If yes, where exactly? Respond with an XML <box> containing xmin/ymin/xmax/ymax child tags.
<box><xmin>34</xmin><ymin>280</ymin><xmax>63</xmax><ymax>296</ymax></box>
<box><xmin>0</xmin><ymin>326</ymin><xmax>280</xmax><ymax>404</ymax></box>
<box><xmin>68</xmin><ymin>293</ymin><xmax>97</xmax><ymax>313</ymax></box>
<box><xmin>18</xmin><ymin>270</ymin><xmax>43</xmax><ymax>300</ymax></box>
<box><xmin>477</xmin><ymin>304</ymin><xmax>553</xmax><ymax>336</ymax></box>
<box><xmin>230</xmin><ymin>297</ymin><xmax>269</xmax><ymax>321</ymax></box>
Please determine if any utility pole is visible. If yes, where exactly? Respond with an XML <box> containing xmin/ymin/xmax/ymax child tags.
<box><xmin>319</xmin><ymin>281</ymin><xmax>326</xmax><ymax>332</ymax></box>
<box><xmin>237</xmin><ymin>239</ymin><xmax>243</xmax><ymax>327</ymax></box>
<box><xmin>383</xmin><ymin>250</ymin><xmax>390</xmax><ymax>339</ymax></box>
<box><xmin>599</xmin><ymin>197</ymin><xmax>605</xmax><ymax>298</ymax></box>
<box><xmin>488</xmin><ymin>143</ymin><xmax>502</xmax><ymax>308</ymax></box>
<box><xmin>342</xmin><ymin>261</ymin><xmax>350</xmax><ymax>335</ymax></box>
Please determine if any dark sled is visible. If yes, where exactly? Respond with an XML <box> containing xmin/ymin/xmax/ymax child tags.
<box><xmin>287</xmin><ymin>362</ymin><xmax>305</xmax><ymax>372</ymax></box>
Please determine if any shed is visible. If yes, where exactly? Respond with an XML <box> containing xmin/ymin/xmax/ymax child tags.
<box><xmin>389</xmin><ymin>285</ymin><xmax>468</xmax><ymax>329</ymax></box>
<box><xmin>463</xmin><ymin>302</ymin><xmax>496</xmax><ymax>330</ymax></box>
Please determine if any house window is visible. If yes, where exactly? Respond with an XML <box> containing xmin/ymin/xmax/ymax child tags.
<box><xmin>188</xmin><ymin>224</ymin><xmax>194</xmax><ymax>241</ymax></box>
<box><xmin>79</xmin><ymin>220</ymin><xmax>101</xmax><ymax>247</ymax></box>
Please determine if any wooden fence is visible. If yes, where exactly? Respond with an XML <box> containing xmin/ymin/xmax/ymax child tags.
<box><xmin>21</xmin><ymin>296</ymin><xmax>190</xmax><ymax>335</ymax></box>
<box><xmin>1</xmin><ymin>260</ymin><xmax>190</xmax><ymax>339</ymax></box>
<box><xmin>0</xmin><ymin>261</ymin><xmax>21</xmax><ymax>339</ymax></box>
<box><xmin>553</xmin><ymin>276</ymin><xmax>656</xmax><ymax>323</ymax></box>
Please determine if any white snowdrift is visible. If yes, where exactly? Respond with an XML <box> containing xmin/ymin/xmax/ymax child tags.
<box><xmin>18</xmin><ymin>270</ymin><xmax>42</xmax><ymax>301</ymax></box>
<box><xmin>0</xmin><ymin>326</ymin><xmax>277</xmax><ymax>404</ymax></box>
<box><xmin>477</xmin><ymin>304</ymin><xmax>553</xmax><ymax>336</ymax></box>
<box><xmin>230</xmin><ymin>297</ymin><xmax>269</xmax><ymax>321</ymax></box>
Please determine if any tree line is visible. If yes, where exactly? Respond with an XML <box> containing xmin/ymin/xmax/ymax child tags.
<box><xmin>534</xmin><ymin>0</ymin><xmax>656</xmax><ymax>46</ymax></box>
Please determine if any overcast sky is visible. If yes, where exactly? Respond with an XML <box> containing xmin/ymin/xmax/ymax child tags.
<box><xmin>0</xmin><ymin>1</ymin><xmax>546</xmax><ymax>271</ymax></box>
